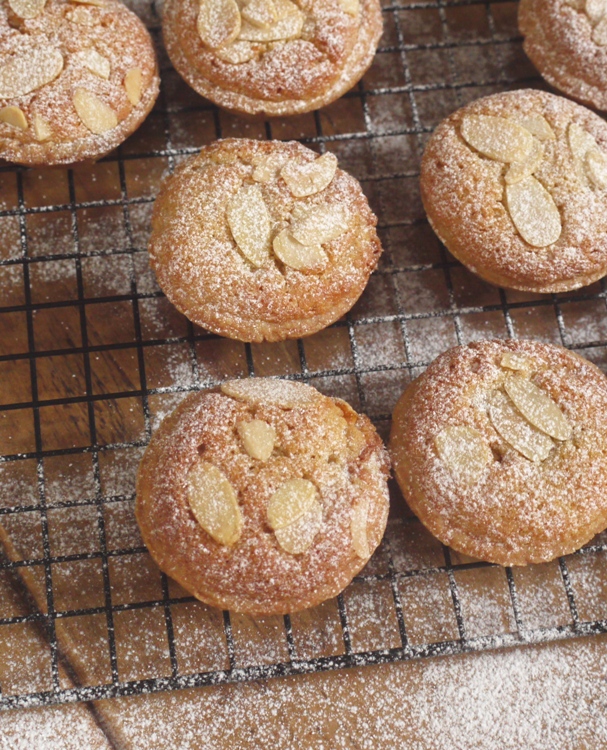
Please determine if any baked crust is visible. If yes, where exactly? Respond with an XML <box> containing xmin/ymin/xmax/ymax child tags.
<box><xmin>149</xmin><ymin>137</ymin><xmax>383</xmax><ymax>343</ymax></box>
<box><xmin>390</xmin><ymin>339</ymin><xmax>607</xmax><ymax>566</ymax></box>
<box><xmin>519</xmin><ymin>0</ymin><xmax>607</xmax><ymax>111</ymax></box>
<box><xmin>162</xmin><ymin>0</ymin><xmax>383</xmax><ymax>117</ymax></box>
<box><xmin>420</xmin><ymin>89</ymin><xmax>607</xmax><ymax>293</ymax></box>
<box><xmin>135</xmin><ymin>379</ymin><xmax>390</xmax><ymax>615</ymax></box>
<box><xmin>0</xmin><ymin>0</ymin><xmax>159</xmax><ymax>166</ymax></box>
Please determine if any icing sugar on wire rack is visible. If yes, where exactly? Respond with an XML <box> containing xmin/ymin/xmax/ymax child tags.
<box><xmin>0</xmin><ymin>0</ymin><xmax>606</xmax><ymax>710</ymax></box>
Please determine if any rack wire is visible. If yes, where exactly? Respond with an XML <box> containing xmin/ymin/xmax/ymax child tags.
<box><xmin>0</xmin><ymin>0</ymin><xmax>606</xmax><ymax>710</ymax></box>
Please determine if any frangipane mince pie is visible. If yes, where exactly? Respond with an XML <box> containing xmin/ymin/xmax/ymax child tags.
<box><xmin>161</xmin><ymin>0</ymin><xmax>383</xmax><ymax>116</ymax></box>
<box><xmin>149</xmin><ymin>137</ymin><xmax>383</xmax><ymax>342</ymax></box>
<box><xmin>390</xmin><ymin>339</ymin><xmax>607</xmax><ymax>566</ymax></box>
<box><xmin>0</xmin><ymin>0</ymin><xmax>159</xmax><ymax>165</ymax></box>
<box><xmin>135</xmin><ymin>378</ymin><xmax>390</xmax><ymax>615</ymax></box>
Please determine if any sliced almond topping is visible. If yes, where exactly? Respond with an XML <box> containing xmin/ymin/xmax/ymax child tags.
<box><xmin>215</xmin><ymin>40</ymin><xmax>255</xmax><ymax>64</ymax></box>
<box><xmin>221</xmin><ymin>378</ymin><xmax>319</xmax><ymax>409</ymax></box>
<box><xmin>239</xmin><ymin>7</ymin><xmax>305</xmax><ymax>43</ymax></box>
<box><xmin>198</xmin><ymin>0</ymin><xmax>241</xmax><ymax>49</ymax></box>
<box><xmin>273</xmin><ymin>0</ymin><xmax>299</xmax><ymax>19</ymax></box>
<box><xmin>489</xmin><ymin>391</ymin><xmax>554</xmax><ymax>463</ymax></box>
<box><xmin>73</xmin><ymin>88</ymin><xmax>117</xmax><ymax>135</ymax></box>
<box><xmin>505</xmin><ymin>138</ymin><xmax>544</xmax><ymax>185</ymax></box>
<box><xmin>76</xmin><ymin>48</ymin><xmax>110</xmax><ymax>79</ymax></box>
<box><xmin>339</xmin><ymin>0</ymin><xmax>360</xmax><ymax>15</ymax></box>
<box><xmin>593</xmin><ymin>17</ymin><xmax>607</xmax><ymax>45</ymax></box>
<box><xmin>187</xmin><ymin>460</ymin><xmax>243</xmax><ymax>546</ymax></box>
<box><xmin>71</xmin><ymin>0</ymin><xmax>105</xmax><ymax>5</ymax></box>
<box><xmin>0</xmin><ymin>46</ymin><xmax>63</xmax><ymax>100</ymax></box>
<box><xmin>71</xmin><ymin>6</ymin><xmax>94</xmax><ymax>24</ymax></box>
<box><xmin>350</xmin><ymin>494</ymin><xmax>370</xmax><ymax>559</ymax></box>
<box><xmin>568</xmin><ymin>122</ymin><xmax>597</xmax><ymax>162</ymax></box>
<box><xmin>274</xmin><ymin>500</ymin><xmax>322</xmax><ymax>554</ymax></box>
<box><xmin>434</xmin><ymin>425</ymin><xmax>492</xmax><ymax>487</ymax></box>
<box><xmin>461</xmin><ymin>115</ymin><xmax>534</xmax><ymax>164</ymax></box>
<box><xmin>227</xmin><ymin>184</ymin><xmax>272</xmax><ymax>267</ymax></box>
<box><xmin>500</xmin><ymin>351</ymin><xmax>536</xmax><ymax>373</ymax></box>
<box><xmin>124</xmin><ymin>68</ymin><xmax>143</xmax><ymax>106</ymax></box>
<box><xmin>0</xmin><ymin>106</ymin><xmax>28</xmax><ymax>131</ymax></box>
<box><xmin>518</xmin><ymin>114</ymin><xmax>556</xmax><ymax>142</ymax></box>
<box><xmin>237</xmin><ymin>419</ymin><xmax>276</xmax><ymax>461</ymax></box>
<box><xmin>33</xmin><ymin>114</ymin><xmax>52</xmax><ymax>141</ymax></box>
<box><xmin>585</xmin><ymin>147</ymin><xmax>607</xmax><ymax>189</ymax></box>
<box><xmin>503</xmin><ymin>374</ymin><xmax>572</xmax><ymax>441</ymax></box>
<box><xmin>273</xmin><ymin>229</ymin><xmax>328</xmax><ymax>273</ymax></box>
<box><xmin>241</xmin><ymin>0</ymin><xmax>277</xmax><ymax>29</ymax></box>
<box><xmin>267</xmin><ymin>478</ymin><xmax>318</xmax><ymax>530</ymax></box>
<box><xmin>8</xmin><ymin>0</ymin><xmax>46</xmax><ymax>18</ymax></box>
<box><xmin>251</xmin><ymin>151</ymin><xmax>288</xmax><ymax>182</ymax></box>
<box><xmin>505</xmin><ymin>176</ymin><xmax>561</xmax><ymax>248</ymax></box>
<box><xmin>290</xmin><ymin>204</ymin><xmax>350</xmax><ymax>246</ymax></box>
<box><xmin>586</xmin><ymin>0</ymin><xmax>607</xmax><ymax>23</ymax></box>
<box><xmin>280</xmin><ymin>152</ymin><xmax>338</xmax><ymax>197</ymax></box>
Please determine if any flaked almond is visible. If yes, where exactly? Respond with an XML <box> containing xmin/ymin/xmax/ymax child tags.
<box><xmin>237</xmin><ymin>419</ymin><xmax>276</xmax><ymax>461</ymax></box>
<box><xmin>0</xmin><ymin>106</ymin><xmax>28</xmax><ymax>130</ymax></box>
<box><xmin>8</xmin><ymin>0</ymin><xmax>46</xmax><ymax>18</ymax></box>
<box><xmin>198</xmin><ymin>0</ymin><xmax>241</xmax><ymax>49</ymax></box>
<box><xmin>273</xmin><ymin>0</ymin><xmax>299</xmax><ymax>18</ymax></box>
<box><xmin>267</xmin><ymin>478</ymin><xmax>319</xmax><ymax>530</ymax></box>
<box><xmin>238</xmin><ymin>8</ymin><xmax>304</xmax><ymax>41</ymax></box>
<box><xmin>221</xmin><ymin>378</ymin><xmax>319</xmax><ymax>409</ymax></box>
<box><xmin>280</xmin><ymin>152</ymin><xmax>338</xmax><ymax>197</ymax></box>
<box><xmin>339</xmin><ymin>0</ymin><xmax>360</xmax><ymax>15</ymax></box>
<box><xmin>500</xmin><ymin>351</ymin><xmax>536</xmax><ymax>373</ymax></box>
<box><xmin>503</xmin><ymin>374</ymin><xmax>572</xmax><ymax>441</ymax></box>
<box><xmin>187</xmin><ymin>460</ymin><xmax>243</xmax><ymax>546</ymax></box>
<box><xmin>32</xmin><ymin>114</ymin><xmax>52</xmax><ymax>141</ymax></box>
<box><xmin>593</xmin><ymin>17</ymin><xmax>607</xmax><ymax>45</ymax></box>
<box><xmin>505</xmin><ymin>138</ymin><xmax>544</xmax><ymax>185</ymax></box>
<box><xmin>434</xmin><ymin>425</ymin><xmax>492</xmax><ymax>487</ymax></box>
<box><xmin>77</xmin><ymin>48</ymin><xmax>110</xmax><ymax>79</ymax></box>
<box><xmin>461</xmin><ymin>115</ymin><xmax>534</xmax><ymax>163</ymax></box>
<box><xmin>251</xmin><ymin>151</ymin><xmax>288</xmax><ymax>182</ymax></box>
<box><xmin>518</xmin><ymin>114</ymin><xmax>556</xmax><ymax>142</ymax></box>
<box><xmin>586</xmin><ymin>0</ymin><xmax>607</xmax><ymax>23</ymax></box>
<box><xmin>489</xmin><ymin>391</ymin><xmax>554</xmax><ymax>462</ymax></box>
<box><xmin>71</xmin><ymin>0</ymin><xmax>105</xmax><ymax>5</ymax></box>
<box><xmin>274</xmin><ymin>500</ymin><xmax>322</xmax><ymax>554</ymax></box>
<box><xmin>0</xmin><ymin>46</ymin><xmax>63</xmax><ymax>100</ymax></box>
<box><xmin>227</xmin><ymin>184</ymin><xmax>272</xmax><ymax>267</ymax></box>
<box><xmin>241</xmin><ymin>0</ymin><xmax>277</xmax><ymax>29</ymax></box>
<box><xmin>215</xmin><ymin>40</ymin><xmax>255</xmax><ymax>64</ymax></box>
<box><xmin>73</xmin><ymin>88</ymin><xmax>118</xmax><ymax>134</ymax></box>
<box><xmin>124</xmin><ymin>68</ymin><xmax>143</xmax><ymax>106</ymax></box>
<box><xmin>273</xmin><ymin>228</ymin><xmax>328</xmax><ymax>273</ymax></box>
<box><xmin>290</xmin><ymin>204</ymin><xmax>349</xmax><ymax>246</ymax></box>
<box><xmin>350</xmin><ymin>493</ymin><xmax>370</xmax><ymax>559</ymax></box>
<box><xmin>505</xmin><ymin>176</ymin><xmax>561</xmax><ymax>248</ymax></box>
<box><xmin>568</xmin><ymin>122</ymin><xmax>597</xmax><ymax>163</ymax></box>
<box><xmin>585</xmin><ymin>148</ymin><xmax>607</xmax><ymax>189</ymax></box>
<box><xmin>71</xmin><ymin>6</ymin><xmax>94</xmax><ymax>24</ymax></box>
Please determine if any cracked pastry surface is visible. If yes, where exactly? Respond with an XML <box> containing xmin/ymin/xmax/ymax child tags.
<box><xmin>420</xmin><ymin>89</ymin><xmax>607</xmax><ymax>293</ymax></box>
<box><xmin>390</xmin><ymin>339</ymin><xmax>607</xmax><ymax>566</ymax></box>
<box><xmin>149</xmin><ymin>137</ymin><xmax>383</xmax><ymax>343</ymax></box>
<box><xmin>135</xmin><ymin>378</ymin><xmax>390</xmax><ymax>615</ymax></box>
<box><xmin>0</xmin><ymin>0</ymin><xmax>159</xmax><ymax>166</ymax></box>
<box><xmin>161</xmin><ymin>0</ymin><xmax>383</xmax><ymax>116</ymax></box>
<box><xmin>519</xmin><ymin>0</ymin><xmax>607</xmax><ymax>111</ymax></box>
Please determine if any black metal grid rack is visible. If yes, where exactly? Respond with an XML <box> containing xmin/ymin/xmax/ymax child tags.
<box><xmin>0</xmin><ymin>0</ymin><xmax>607</xmax><ymax>711</ymax></box>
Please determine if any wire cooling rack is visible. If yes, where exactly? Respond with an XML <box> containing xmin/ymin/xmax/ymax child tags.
<box><xmin>0</xmin><ymin>0</ymin><xmax>607</xmax><ymax>711</ymax></box>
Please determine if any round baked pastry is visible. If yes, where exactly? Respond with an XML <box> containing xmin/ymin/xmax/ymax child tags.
<box><xmin>0</xmin><ymin>0</ymin><xmax>159</xmax><ymax>166</ymax></box>
<box><xmin>420</xmin><ymin>89</ymin><xmax>607</xmax><ymax>293</ymax></box>
<box><xmin>519</xmin><ymin>0</ymin><xmax>607</xmax><ymax>111</ymax></box>
<box><xmin>149</xmin><ymin>137</ymin><xmax>383</xmax><ymax>342</ymax></box>
<box><xmin>162</xmin><ymin>0</ymin><xmax>383</xmax><ymax>117</ymax></box>
<box><xmin>390</xmin><ymin>339</ymin><xmax>607</xmax><ymax>566</ymax></box>
<box><xmin>136</xmin><ymin>378</ymin><xmax>390</xmax><ymax>615</ymax></box>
